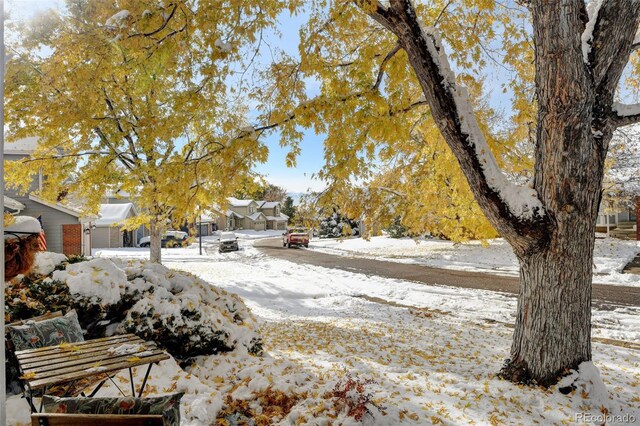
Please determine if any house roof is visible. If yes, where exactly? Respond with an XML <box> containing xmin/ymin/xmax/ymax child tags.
<box><xmin>246</xmin><ymin>212</ymin><xmax>266</xmax><ymax>221</ymax></box>
<box><xmin>4</xmin><ymin>137</ymin><xmax>39</xmax><ymax>154</ymax></box>
<box><xmin>265</xmin><ymin>214</ymin><xmax>289</xmax><ymax>221</ymax></box>
<box><xmin>28</xmin><ymin>194</ymin><xmax>95</xmax><ymax>222</ymax></box>
<box><xmin>105</xmin><ymin>189</ymin><xmax>132</xmax><ymax>199</ymax></box>
<box><xmin>4</xmin><ymin>196</ymin><xmax>25</xmax><ymax>213</ymax></box>
<box><xmin>228</xmin><ymin>197</ymin><xmax>257</xmax><ymax>207</ymax></box>
<box><xmin>95</xmin><ymin>203</ymin><xmax>136</xmax><ymax>226</ymax></box>
<box><xmin>199</xmin><ymin>210</ymin><xmax>217</xmax><ymax>222</ymax></box>
<box><xmin>257</xmin><ymin>201</ymin><xmax>280</xmax><ymax>209</ymax></box>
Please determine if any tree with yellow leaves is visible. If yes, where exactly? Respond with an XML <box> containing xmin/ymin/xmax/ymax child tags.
<box><xmin>4</xmin><ymin>0</ymin><xmax>293</xmax><ymax>263</ymax></box>
<box><xmin>258</xmin><ymin>0</ymin><xmax>640</xmax><ymax>386</ymax></box>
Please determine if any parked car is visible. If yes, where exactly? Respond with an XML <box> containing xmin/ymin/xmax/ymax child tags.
<box><xmin>138</xmin><ymin>230</ymin><xmax>189</xmax><ymax>248</ymax></box>
<box><xmin>218</xmin><ymin>232</ymin><xmax>239</xmax><ymax>253</ymax></box>
<box><xmin>283</xmin><ymin>228</ymin><xmax>309</xmax><ymax>248</ymax></box>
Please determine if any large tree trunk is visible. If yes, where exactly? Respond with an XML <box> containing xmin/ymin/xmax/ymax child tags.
<box><xmin>149</xmin><ymin>219</ymin><xmax>162</xmax><ymax>264</ymax></box>
<box><xmin>363</xmin><ymin>0</ymin><xmax>640</xmax><ymax>386</ymax></box>
<box><xmin>505</xmin><ymin>226</ymin><xmax>595</xmax><ymax>386</ymax></box>
<box><xmin>496</xmin><ymin>1</ymin><xmax>607</xmax><ymax>385</ymax></box>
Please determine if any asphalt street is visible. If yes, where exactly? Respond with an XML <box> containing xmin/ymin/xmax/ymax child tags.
<box><xmin>254</xmin><ymin>237</ymin><xmax>640</xmax><ymax>309</ymax></box>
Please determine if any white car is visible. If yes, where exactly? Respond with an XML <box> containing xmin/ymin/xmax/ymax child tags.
<box><xmin>138</xmin><ymin>230</ymin><xmax>188</xmax><ymax>248</ymax></box>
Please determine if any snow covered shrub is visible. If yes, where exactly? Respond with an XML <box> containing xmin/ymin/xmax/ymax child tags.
<box><xmin>5</xmin><ymin>253</ymin><xmax>263</xmax><ymax>360</ymax></box>
<box><xmin>385</xmin><ymin>216</ymin><xmax>408</xmax><ymax>238</ymax></box>
<box><xmin>119</xmin><ymin>260</ymin><xmax>262</xmax><ymax>358</ymax></box>
<box><xmin>319</xmin><ymin>211</ymin><xmax>360</xmax><ymax>238</ymax></box>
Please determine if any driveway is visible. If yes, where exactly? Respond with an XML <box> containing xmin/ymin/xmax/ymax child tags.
<box><xmin>254</xmin><ymin>238</ymin><xmax>640</xmax><ymax>309</ymax></box>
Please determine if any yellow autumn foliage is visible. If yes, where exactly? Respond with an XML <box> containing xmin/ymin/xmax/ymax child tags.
<box><xmin>4</xmin><ymin>1</ymin><xmax>296</xmax><ymax>257</ymax></box>
<box><xmin>260</xmin><ymin>0</ymin><xmax>537</xmax><ymax>241</ymax></box>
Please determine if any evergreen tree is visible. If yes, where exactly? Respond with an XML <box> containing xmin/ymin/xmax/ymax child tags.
<box><xmin>319</xmin><ymin>210</ymin><xmax>359</xmax><ymax>238</ymax></box>
<box><xmin>282</xmin><ymin>196</ymin><xmax>296</xmax><ymax>223</ymax></box>
<box><xmin>385</xmin><ymin>217</ymin><xmax>407</xmax><ymax>238</ymax></box>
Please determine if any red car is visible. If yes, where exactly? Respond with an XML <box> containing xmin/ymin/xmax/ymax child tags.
<box><xmin>283</xmin><ymin>228</ymin><xmax>309</xmax><ymax>248</ymax></box>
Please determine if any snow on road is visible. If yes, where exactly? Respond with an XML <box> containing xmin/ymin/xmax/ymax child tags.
<box><xmin>74</xmin><ymin>237</ymin><xmax>640</xmax><ymax>424</ymax></box>
<box><xmin>309</xmin><ymin>236</ymin><xmax>640</xmax><ymax>287</ymax></box>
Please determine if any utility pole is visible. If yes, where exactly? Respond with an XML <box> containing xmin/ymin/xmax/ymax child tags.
<box><xmin>199</xmin><ymin>214</ymin><xmax>202</xmax><ymax>255</ymax></box>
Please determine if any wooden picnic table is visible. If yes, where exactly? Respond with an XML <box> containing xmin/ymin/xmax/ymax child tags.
<box><xmin>15</xmin><ymin>334</ymin><xmax>170</xmax><ymax>412</ymax></box>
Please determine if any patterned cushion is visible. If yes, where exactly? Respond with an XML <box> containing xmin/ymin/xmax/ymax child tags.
<box><xmin>42</xmin><ymin>393</ymin><xmax>184</xmax><ymax>426</ymax></box>
<box><xmin>7</xmin><ymin>310</ymin><xmax>84</xmax><ymax>350</ymax></box>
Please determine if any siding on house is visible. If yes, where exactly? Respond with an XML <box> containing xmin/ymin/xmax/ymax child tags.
<box><xmin>92</xmin><ymin>227</ymin><xmax>111</xmax><ymax>248</ymax></box>
<box><xmin>109</xmin><ymin>227</ymin><xmax>121</xmax><ymax>247</ymax></box>
<box><xmin>5</xmin><ymin>147</ymin><xmax>89</xmax><ymax>255</ymax></box>
<box><xmin>4</xmin><ymin>194</ymin><xmax>82</xmax><ymax>254</ymax></box>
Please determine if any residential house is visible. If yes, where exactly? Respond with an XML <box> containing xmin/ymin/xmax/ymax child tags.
<box><xmin>92</xmin><ymin>203</ymin><xmax>139</xmax><ymax>248</ymax></box>
<box><xmin>195</xmin><ymin>210</ymin><xmax>221</xmax><ymax>236</ymax></box>
<box><xmin>596</xmin><ymin>196</ymin><xmax>639</xmax><ymax>240</ymax></box>
<box><xmin>4</xmin><ymin>138</ymin><xmax>94</xmax><ymax>256</ymax></box>
<box><xmin>201</xmin><ymin>205</ymin><xmax>243</xmax><ymax>233</ymax></box>
<box><xmin>256</xmin><ymin>201</ymin><xmax>289</xmax><ymax>230</ymax></box>
<box><xmin>227</xmin><ymin>198</ymin><xmax>267</xmax><ymax>231</ymax></box>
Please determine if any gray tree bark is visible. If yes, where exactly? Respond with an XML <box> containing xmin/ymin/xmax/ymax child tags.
<box><xmin>149</xmin><ymin>218</ymin><xmax>163</xmax><ymax>264</ymax></box>
<box><xmin>364</xmin><ymin>0</ymin><xmax>640</xmax><ymax>385</ymax></box>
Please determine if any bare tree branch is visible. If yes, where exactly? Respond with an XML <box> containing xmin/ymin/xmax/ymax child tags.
<box><xmin>21</xmin><ymin>151</ymin><xmax>112</xmax><ymax>163</ymax></box>
<box><xmin>373</xmin><ymin>44</ymin><xmax>401</xmax><ymax>90</ymax></box>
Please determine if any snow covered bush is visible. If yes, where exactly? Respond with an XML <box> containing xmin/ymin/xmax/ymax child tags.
<box><xmin>319</xmin><ymin>211</ymin><xmax>359</xmax><ymax>238</ymax></box>
<box><xmin>5</xmin><ymin>253</ymin><xmax>263</xmax><ymax>360</ymax></box>
<box><xmin>118</xmin><ymin>260</ymin><xmax>262</xmax><ymax>358</ymax></box>
<box><xmin>385</xmin><ymin>216</ymin><xmax>408</xmax><ymax>238</ymax></box>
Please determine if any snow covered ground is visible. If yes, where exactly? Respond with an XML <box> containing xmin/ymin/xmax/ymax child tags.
<box><xmin>8</xmin><ymin>235</ymin><xmax>640</xmax><ymax>425</ymax></box>
<box><xmin>309</xmin><ymin>236</ymin><xmax>640</xmax><ymax>287</ymax></box>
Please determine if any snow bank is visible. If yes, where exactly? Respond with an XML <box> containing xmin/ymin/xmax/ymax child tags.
<box><xmin>52</xmin><ymin>258</ymin><xmax>126</xmax><ymax>305</ymax></box>
<box><xmin>5</xmin><ymin>396</ymin><xmax>30</xmax><ymax>426</ymax></box>
<box><xmin>119</xmin><ymin>259</ymin><xmax>262</xmax><ymax>357</ymax></box>
<box><xmin>8</xmin><ymin>254</ymin><xmax>263</xmax><ymax>360</ymax></box>
<box><xmin>32</xmin><ymin>251</ymin><xmax>67</xmax><ymax>276</ymax></box>
<box><xmin>557</xmin><ymin>361</ymin><xmax>612</xmax><ymax>414</ymax></box>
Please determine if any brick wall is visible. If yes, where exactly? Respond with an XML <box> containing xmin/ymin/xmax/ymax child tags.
<box><xmin>62</xmin><ymin>224</ymin><xmax>82</xmax><ymax>255</ymax></box>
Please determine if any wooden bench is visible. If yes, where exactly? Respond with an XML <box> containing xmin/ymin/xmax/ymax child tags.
<box><xmin>31</xmin><ymin>413</ymin><xmax>163</xmax><ymax>425</ymax></box>
<box><xmin>16</xmin><ymin>334</ymin><xmax>169</xmax><ymax>411</ymax></box>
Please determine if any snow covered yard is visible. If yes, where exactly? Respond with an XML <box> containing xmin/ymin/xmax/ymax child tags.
<box><xmin>116</xmin><ymin>243</ymin><xmax>639</xmax><ymax>423</ymax></box>
<box><xmin>309</xmin><ymin>236</ymin><xmax>640</xmax><ymax>287</ymax></box>
<box><xmin>8</xmin><ymin>241</ymin><xmax>640</xmax><ymax>425</ymax></box>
